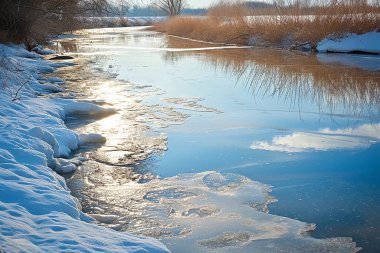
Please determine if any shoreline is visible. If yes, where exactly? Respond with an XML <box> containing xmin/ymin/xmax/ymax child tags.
<box><xmin>0</xmin><ymin>43</ymin><xmax>169</xmax><ymax>252</ymax></box>
<box><xmin>150</xmin><ymin>25</ymin><xmax>380</xmax><ymax>54</ymax></box>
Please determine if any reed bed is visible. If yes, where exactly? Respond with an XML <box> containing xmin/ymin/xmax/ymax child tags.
<box><xmin>154</xmin><ymin>0</ymin><xmax>380</xmax><ymax>48</ymax></box>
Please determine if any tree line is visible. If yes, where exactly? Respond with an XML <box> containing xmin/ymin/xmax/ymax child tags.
<box><xmin>0</xmin><ymin>0</ymin><xmax>112</xmax><ymax>47</ymax></box>
<box><xmin>0</xmin><ymin>0</ymin><xmax>188</xmax><ymax>46</ymax></box>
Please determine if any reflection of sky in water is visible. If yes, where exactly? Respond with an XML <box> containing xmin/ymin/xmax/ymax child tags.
<box><xmin>61</xmin><ymin>28</ymin><xmax>380</xmax><ymax>252</ymax></box>
<box><xmin>251</xmin><ymin>124</ymin><xmax>380</xmax><ymax>152</ymax></box>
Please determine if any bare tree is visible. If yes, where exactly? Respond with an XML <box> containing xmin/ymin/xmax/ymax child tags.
<box><xmin>151</xmin><ymin>0</ymin><xmax>185</xmax><ymax>16</ymax></box>
<box><xmin>0</xmin><ymin>0</ymin><xmax>111</xmax><ymax>46</ymax></box>
<box><xmin>110</xmin><ymin>0</ymin><xmax>131</xmax><ymax>26</ymax></box>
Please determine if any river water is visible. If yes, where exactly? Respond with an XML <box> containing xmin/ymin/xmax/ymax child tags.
<box><xmin>54</xmin><ymin>27</ymin><xmax>379</xmax><ymax>252</ymax></box>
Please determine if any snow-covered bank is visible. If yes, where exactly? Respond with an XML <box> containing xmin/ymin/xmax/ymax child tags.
<box><xmin>0</xmin><ymin>44</ymin><xmax>169</xmax><ymax>252</ymax></box>
<box><xmin>317</xmin><ymin>32</ymin><xmax>380</xmax><ymax>54</ymax></box>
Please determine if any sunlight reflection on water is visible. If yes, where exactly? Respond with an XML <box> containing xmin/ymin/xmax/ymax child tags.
<box><xmin>54</xmin><ymin>27</ymin><xmax>379</xmax><ymax>252</ymax></box>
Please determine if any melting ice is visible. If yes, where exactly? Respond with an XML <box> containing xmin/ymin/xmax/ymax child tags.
<box><xmin>82</xmin><ymin>171</ymin><xmax>359</xmax><ymax>253</ymax></box>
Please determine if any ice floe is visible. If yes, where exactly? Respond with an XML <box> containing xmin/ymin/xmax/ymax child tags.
<box><xmin>163</xmin><ymin>97</ymin><xmax>223</xmax><ymax>113</ymax></box>
<box><xmin>72</xmin><ymin>170</ymin><xmax>360</xmax><ymax>253</ymax></box>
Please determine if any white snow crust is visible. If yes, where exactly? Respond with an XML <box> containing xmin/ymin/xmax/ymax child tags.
<box><xmin>317</xmin><ymin>32</ymin><xmax>380</xmax><ymax>54</ymax></box>
<box><xmin>0</xmin><ymin>43</ymin><xmax>169</xmax><ymax>253</ymax></box>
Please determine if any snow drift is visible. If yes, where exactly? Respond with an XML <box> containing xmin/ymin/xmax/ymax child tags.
<box><xmin>0</xmin><ymin>43</ymin><xmax>169</xmax><ymax>252</ymax></box>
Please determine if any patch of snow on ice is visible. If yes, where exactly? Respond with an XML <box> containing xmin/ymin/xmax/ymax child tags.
<box><xmin>317</xmin><ymin>32</ymin><xmax>380</xmax><ymax>54</ymax></box>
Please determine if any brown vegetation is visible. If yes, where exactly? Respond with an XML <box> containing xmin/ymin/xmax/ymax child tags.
<box><xmin>154</xmin><ymin>16</ymin><xmax>248</xmax><ymax>44</ymax></box>
<box><xmin>0</xmin><ymin>0</ymin><xmax>111</xmax><ymax>46</ymax></box>
<box><xmin>162</xmin><ymin>36</ymin><xmax>380</xmax><ymax>114</ymax></box>
<box><xmin>154</xmin><ymin>0</ymin><xmax>380</xmax><ymax>48</ymax></box>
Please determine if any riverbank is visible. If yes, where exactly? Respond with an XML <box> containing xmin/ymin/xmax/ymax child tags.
<box><xmin>153</xmin><ymin>2</ymin><xmax>380</xmax><ymax>54</ymax></box>
<box><xmin>154</xmin><ymin>18</ymin><xmax>380</xmax><ymax>53</ymax></box>
<box><xmin>0</xmin><ymin>43</ymin><xmax>169</xmax><ymax>252</ymax></box>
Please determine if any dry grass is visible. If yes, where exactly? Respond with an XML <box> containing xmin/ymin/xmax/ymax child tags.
<box><xmin>154</xmin><ymin>16</ymin><xmax>252</xmax><ymax>44</ymax></box>
<box><xmin>208</xmin><ymin>1</ymin><xmax>251</xmax><ymax>17</ymax></box>
<box><xmin>154</xmin><ymin>0</ymin><xmax>380</xmax><ymax>48</ymax></box>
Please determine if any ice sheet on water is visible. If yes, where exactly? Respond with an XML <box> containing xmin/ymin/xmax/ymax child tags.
<box><xmin>202</xmin><ymin>172</ymin><xmax>244</xmax><ymax>191</ymax></box>
<box><xmin>80</xmin><ymin>171</ymin><xmax>358</xmax><ymax>253</ymax></box>
<box><xmin>198</xmin><ymin>232</ymin><xmax>254</xmax><ymax>248</ymax></box>
<box><xmin>182</xmin><ymin>206</ymin><xmax>220</xmax><ymax>218</ymax></box>
<box><xmin>144</xmin><ymin>188</ymin><xmax>198</xmax><ymax>203</ymax></box>
<box><xmin>163</xmin><ymin>97</ymin><xmax>223</xmax><ymax>113</ymax></box>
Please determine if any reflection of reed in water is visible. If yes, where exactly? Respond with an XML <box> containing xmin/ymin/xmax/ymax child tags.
<box><xmin>161</xmin><ymin>35</ymin><xmax>222</xmax><ymax>49</ymax></box>
<box><xmin>164</xmin><ymin>37</ymin><xmax>380</xmax><ymax>116</ymax></box>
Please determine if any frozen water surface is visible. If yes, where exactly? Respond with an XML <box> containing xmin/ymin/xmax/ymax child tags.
<box><xmin>53</xmin><ymin>27</ymin><xmax>380</xmax><ymax>252</ymax></box>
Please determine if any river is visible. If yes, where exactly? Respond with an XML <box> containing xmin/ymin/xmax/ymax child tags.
<box><xmin>53</xmin><ymin>27</ymin><xmax>380</xmax><ymax>252</ymax></box>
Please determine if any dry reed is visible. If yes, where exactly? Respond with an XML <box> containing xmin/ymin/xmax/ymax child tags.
<box><xmin>154</xmin><ymin>0</ymin><xmax>380</xmax><ymax>48</ymax></box>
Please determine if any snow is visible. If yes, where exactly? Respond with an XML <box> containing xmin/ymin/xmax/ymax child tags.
<box><xmin>52</xmin><ymin>98</ymin><xmax>116</xmax><ymax>117</ymax></box>
<box><xmin>0</xmin><ymin>44</ymin><xmax>42</xmax><ymax>59</ymax></box>
<box><xmin>47</xmin><ymin>76</ymin><xmax>65</xmax><ymax>84</ymax></box>
<box><xmin>317</xmin><ymin>32</ymin><xmax>380</xmax><ymax>54</ymax></box>
<box><xmin>78</xmin><ymin>133</ymin><xmax>107</xmax><ymax>145</ymax></box>
<box><xmin>89</xmin><ymin>214</ymin><xmax>120</xmax><ymax>223</ymax></box>
<box><xmin>0</xmin><ymin>43</ymin><xmax>169</xmax><ymax>252</ymax></box>
<box><xmin>32</xmin><ymin>45</ymin><xmax>56</xmax><ymax>55</ymax></box>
